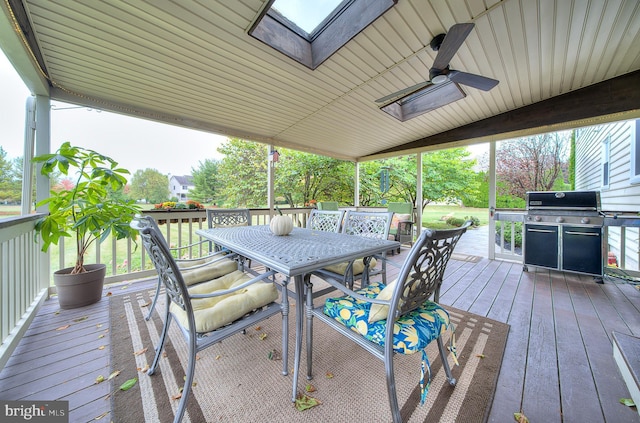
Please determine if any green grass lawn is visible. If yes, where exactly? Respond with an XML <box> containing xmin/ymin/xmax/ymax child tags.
<box><xmin>420</xmin><ymin>205</ymin><xmax>488</xmax><ymax>229</ymax></box>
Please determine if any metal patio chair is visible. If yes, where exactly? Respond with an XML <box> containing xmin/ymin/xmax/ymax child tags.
<box><xmin>306</xmin><ymin>209</ymin><xmax>345</xmax><ymax>233</ymax></box>
<box><xmin>130</xmin><ymin>215</ymin><xmax>288</xmax><ymax>423</ymax></box>
<box><xmin>305</xmin><ymin>221</ymin><xmax>471</xmax><ymax>423</ymax></box>
<box><xmin>315</xmin><ymin>210</ymin><xmax>394</xmax><ymax>289</ymax></box>
<box><xmin>387</xmin><ymin>202</ymin><xmax>415</xmax><ymax>255</ymax></box>
<box><xmin>316</xmin><ymin>201</ymin><xmax>340</xmax><ymax>211</ymax></box>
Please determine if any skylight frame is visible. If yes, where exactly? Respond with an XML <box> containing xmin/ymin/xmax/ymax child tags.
<box><xmin>249</xmin><ymin>0</ymin><xmax>397</xmax><ymax>70</ymax></box>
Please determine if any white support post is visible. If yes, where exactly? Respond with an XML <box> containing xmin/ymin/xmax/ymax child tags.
<box><xmin>416</xmin><ymin>153</ymin><xmax>422</xmax><ymax>238</ymax></box>
<box><xmin>488</xmin><ymin>141</ymin><xmax>496</xmax><ymax>260</ymax></box>
<box><xmin>21</xmin><ymin>96</ymin><xmax>36</xmax><ymax>216</ymax></box>
<box><xmin>267</xmin><ymin>145</ymin><xmax>275</xmax><ymax>217</ymax></box>
<box><xmin>34</xmin><ymin>95</ymin><xmax>51</xmax><ymax>292</ymax></box>
<box><xmin>354</xmin><ymin>162</ymin><xmax>360</xmax><ymax>208</ymax></box>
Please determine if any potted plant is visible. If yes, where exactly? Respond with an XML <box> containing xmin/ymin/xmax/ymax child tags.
<box><xmin>33</xmin><ymin>142</ymin><xmax>141</xmax><ymax>309</ymax></box>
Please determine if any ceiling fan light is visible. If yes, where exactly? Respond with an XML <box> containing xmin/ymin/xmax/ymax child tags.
<box><xmin>432</xmin><ymin>74</ymin><xmax>448</xmax><ymax>84</ymax></box>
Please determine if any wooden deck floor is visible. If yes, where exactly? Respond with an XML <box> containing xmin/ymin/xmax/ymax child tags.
<box><xmin>1</xmin><ymin>247</ymin><xmax>639</xmax><ymax>422</ymax></box>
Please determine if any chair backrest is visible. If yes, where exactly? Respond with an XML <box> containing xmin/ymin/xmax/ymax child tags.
<box><xmin>130</xmin><ymin>215</ymin><xmax>192</xmax><ymax>315</ymax></box>
<box><xmin>387</xmin><ymin>202</ymin><xmax>413</xmax><ymax>217</ymax></box>
<box><xmin>307</xmin><ymin>209</ymin><xmax>345</xmax><ymax>233</ymax></box>
<box><xmin>206</xmin><ymin>208</ymin><xmax>251</xmax><ymax>228</ymax></box>
<box><xmin>342</xmin><ymin>210</ymin><xmax>394</xmax><ymax>240</ymax></box>
<box><xmin>391</xmin><ymin>221</ymin><xmax>472</xmax><ymax>318</ymax></box>
<box><xmin>317</xmin><ymin>201</ymin><xmax>339</xmax><ymax>211</ymax></box>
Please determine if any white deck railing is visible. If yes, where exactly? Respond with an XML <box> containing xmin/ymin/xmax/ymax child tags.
<box><xmin>0</xmin><ymin>214</ymin><xmax>49</xmax><ymax>369</ymax></box>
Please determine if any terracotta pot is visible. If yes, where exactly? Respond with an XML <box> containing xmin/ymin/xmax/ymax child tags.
<box><xmin>53</xmin><ymin>263</ymin><xmax>106</xmax><ymax>309</ymax></box>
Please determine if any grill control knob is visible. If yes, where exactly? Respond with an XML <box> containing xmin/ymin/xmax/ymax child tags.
<box><xmin>581</xmin><ymin>217</ymin><xmax>590</xmax><ymax>224</ymax></box>
<box><xmin>556</xmin><ymin>216</ymin><xmax>564</xmax><ymax>223</ymax></box>
<box><xmin>534</xmin><ymin>216</ymin><xmax>542</xmax><ymax>222</ymax></box>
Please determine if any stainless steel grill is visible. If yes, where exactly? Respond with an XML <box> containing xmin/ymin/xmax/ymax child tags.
<box><xmin>523</xmin><ymin>191</ymin><xmax>604</xmax><ymax>277</ymax></box>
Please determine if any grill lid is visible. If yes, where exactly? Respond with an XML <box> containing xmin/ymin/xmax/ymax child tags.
<box><xmin>526</xmin><ymin>191</ymin><xmax>600</xmax><ymax>211</ymax></box>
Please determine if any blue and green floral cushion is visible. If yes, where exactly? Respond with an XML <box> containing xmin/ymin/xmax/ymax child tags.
<box><xmin>323</xmin><ymin>281</ymin><xmax>454</xmax><ymax>403</ymax></box>
<box><xmin>323</xmin><ymin>282</ymin><xmax>450</xmax><ymax>355</ymax></box>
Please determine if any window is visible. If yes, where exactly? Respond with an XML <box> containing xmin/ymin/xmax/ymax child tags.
<box><xmin>629</xmin><ymin>119</ymin><xmax>640</xmax><ymax>184</ymax></box>
<box><xmin>249</xmin><ymin>0</ymin><xmax>396</xmax><ymax>70</ymax></box>
<box><xmin>602</xmin><ymin>135</ymin><xmax>611</xmax><ymax>189</ymax></box>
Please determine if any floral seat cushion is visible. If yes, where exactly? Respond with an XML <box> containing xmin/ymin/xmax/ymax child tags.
<box><xmin>323</xmin><ymin>282</ymin><xmax>450</xmax><ymax>355</ymax></box>
<box><xmin>324</xmin><ymin>281</ymin><xmax>454</xmax><ymax>403</ymax></box>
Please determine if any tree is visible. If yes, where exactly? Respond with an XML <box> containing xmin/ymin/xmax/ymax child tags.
<box><xmin>0</xmin><ymin>147</ymin><xmax>22</xmax><ymax>203</ymax></box>
<box><xmin>275</xmin><ymin>150</ymin><xmax>353</xmax><ymax>207</ymax></box>
<box><xmin>190</xmin><ymin>159</ymin><xmax>221</xmax><ymax>203</ymax></box>
<box><xmin>496</xmin><ymin>132</ymin><xmax>569</xmax><ymax>198</ymax></box>
<box><xmin>217</xmin><ymin>138</ymin><xmax>268</xmax><ymax>207</ymax></box>
<box><xmin>130</xmin><ymin>168</ymin><xmax>169</xmax><ymax>204</ymax></box>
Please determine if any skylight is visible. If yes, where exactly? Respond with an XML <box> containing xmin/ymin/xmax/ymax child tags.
<box><xmin>249</xmin><ymin>0</ymin><xmax>396</xmax><ymax>70</ymax></box>
<box><xmin>271</xmin><ymin>0</ymin><xmax>344</xmax><ymax>35</ymax></box>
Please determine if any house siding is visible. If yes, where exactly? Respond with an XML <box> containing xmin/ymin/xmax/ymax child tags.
<box><xmin>168</xmin><ymin>175</ymin><xmax>194</xmax><ymax>202</ymax></box>
<box><xmin>575</xmin><ymin>119</ymin><xmax>640</xmax><ymax>270</ymax></box>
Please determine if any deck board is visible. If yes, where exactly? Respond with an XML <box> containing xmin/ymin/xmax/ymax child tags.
<box><xmin>1</xmin><ymin>246</ymin><xmax>639</xmax><ymax>423</ymax></box>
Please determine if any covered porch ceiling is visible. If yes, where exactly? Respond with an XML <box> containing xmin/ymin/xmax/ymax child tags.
<box><xmin>1</xmin><ymin>0</ymin><xmax>639</xmax><ymax>162</ymax></box>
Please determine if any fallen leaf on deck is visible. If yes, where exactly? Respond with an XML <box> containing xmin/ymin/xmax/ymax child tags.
<box><xmin>105</xmin><ymin>292</ymin><xmax>112</xmax><ymax>296</ymax></box>
<box><xmin>98</xmin><ymin>346</ymin><xmax>106</xmax><ymax>350</ymax></box>
<box><xmin>138</xmin><ymin>364</ymin><xmax>150</xmax><ymax>373</ymax></box>
<box><xmin>96</xmin><ymin>323</ymin><xmax>103</xmax><ymax>328</ymax></box>
<box><xmin>620</xmin><ymin>398</ymin><xmax>636</xmax><ymax>407</ymax></box>
<box><xmin>259</xmin><ymin>333</ymin><xmax>267</xmax><ymax>340</ymax></box>
<box><xmin>56</xmin><ymin>325</ymin><xmax>70</xmax><ymax>331</ymax></box>
<box><xmin>108</xmin><ymin>370</ymin><xmax>121</xmax><ymax>380</ymax></box>
<box><xmin>95</xmin><ymin>375</ymin><xmax>105</xmax><ymax>384</ymax></box>
<box><xmin>54</xmin><ymin>310</ymin><xmax>60</xmax><ymax>315</ymax></box>
<box><xmin>141</xmin><ymin>301</ymin><xmax>151</xmax><ymax>307</ymax></box>
<box><xmin>514</xmin><ymin>412</ymin><xmax>529</xmax><ymax>423</ymax></box>
<box><xmin>268</xmin><ymin>349</ymin><xmax>282</xmax><ymax>361</ymax></box>
<box><xmin>476</xmin><ymin>354</ymin><xmax>485</xmax><ymax>359</ymax></box>
<box><xmin>162</xmin><ymin>351</ymin><xmax>168</xmax><ymax>358</ymax></box>
<box><xmin>305</xmin><ymin>384</ymin><xmax>316</xmax><ymax>393</ymax></box>
<box><xmin>134</xmin><ymin>348</ymin><xmax>148</xmax><ymax>356</ymax></box>
<box><xmin>74</xmin><ymin>316</ymin><xmax>89</xmax><ymax>322</ymax></box>
<box><xmin>98</xmin><ymin>334</ymin><xmax>105</xmax><ymax>339</ymax></box>
<box><xmin>119</xmin><ymin>378</ymin><xmax>137</xmax><ymax>391</ymax></box>
<box><xmin>295</xmin><ymin>394</ymin><xmax>321</xmax><ymax>411</ymax></box>
<box><xmin>171</xmin><ymin>392</ymin><xmax>182</xmax><ymax>400</ymax></box>
<box><xmin>93</xmin><ymin>411</ymin><xmax>109</xmax><ymax>420</ymax></box>
<box><xmin>325</xmin><ymin>372</ymin><xmax>334</xmax><ymax>379</ymax></box>
<box><xmin>254</xmin><ymin>326</ymin><xmax>262</xmax><ymax>330</ymax></box>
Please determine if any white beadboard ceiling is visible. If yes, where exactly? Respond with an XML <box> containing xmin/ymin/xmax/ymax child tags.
<box><xmin>1</xmin><ymin>0</ymin><xmax>639</xmax><ymax>161</ymax></box>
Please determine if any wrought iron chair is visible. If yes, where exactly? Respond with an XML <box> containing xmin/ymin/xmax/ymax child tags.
<box><xmin>207</xmin><ymin>208</ymin><xmax>252</xmax><ymax>266</ymax></box>
<box><xmin>130</xmin><ymin>215</ymin><xmax>288</xmax><ymax>423</ymax></box>
<box><xmin>316</xmin><ymin>210</ymin><xmax>394</xmax><ymax>289</ymax></box>
<box><xmin>306</xmin><ymin>209</ymin><xmax>345</xmax><ymax>233</ymax></box>
<box><xmin>145</xmin><ymin>219</ymin><xmax>238</xmax><ymax>320</ymax></box>
<box><xmin>305</xmin><ymin>221</ymin><xmax>471</xmax><ymax>423</ymax></box>
<box><xmin>387</xmin><ymin>202</ymin><xmax>415</xmax><ymax>255</ymax></box>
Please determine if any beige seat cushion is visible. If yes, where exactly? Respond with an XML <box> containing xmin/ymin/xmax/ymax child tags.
<box><xmin>177</xmin><ymin>253</ymin><xmax>222</xmax><ymax>269</ymax></box>
<box><xmin>181</xmin><ymin>258</ymin><xmax>238</xmax><ymax>286</ymax></box>
<box><xmin>324</xmin><ymin>257</ymin><xmax>377</xmax><ymax>276</ymax></box>
<box><xmin>171</xmin><ymin>270</ymin><xmax>279</xmax><ymax>333</ymax></box>
<box><xmin>368</xmin><ymin>274</ymin><xmax>413</xmax><ymax>323</ymax></box>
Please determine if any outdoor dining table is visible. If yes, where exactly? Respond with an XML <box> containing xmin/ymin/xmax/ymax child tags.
<box><xmin>195</xmin><ymin>224</ymin><xmax>400</xmax><ymax>401</ymax></box>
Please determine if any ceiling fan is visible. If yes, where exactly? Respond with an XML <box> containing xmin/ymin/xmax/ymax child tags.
<box><xmin>375</xmin><ymin>23</ymin><xmax>499</xmax><ymax>105</ymax></box>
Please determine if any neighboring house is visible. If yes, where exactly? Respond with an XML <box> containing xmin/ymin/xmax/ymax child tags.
<box><xmin>575</xmin><ymin>118</ymin><xmax>640</xmax><ymax>270</ymax></box>
<box><xmin>169</xmin><ymin>175</ymin><xmax>194</xmax><ymax>202</ymax></box>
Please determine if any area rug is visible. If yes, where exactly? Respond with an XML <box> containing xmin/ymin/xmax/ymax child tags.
<box><xmin>109</xmin><ymin>289</ymin><xmax>509</xmax><ymax>423</ymax></box>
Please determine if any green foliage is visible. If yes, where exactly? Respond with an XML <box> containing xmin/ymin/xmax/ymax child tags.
<box><xmin>130</xmin><ymin>168</ymin><xmax>169</xmax><ymax>204</ymax></box>
<box><xmin>0</xmin><ymin>146</ymin><xmax>23</xmax><ymax>203</ymax></box>
<box><xmin>190</xmin><ymin>159</ymin><xmax>220</xmax><ymax>203</ymax></box>
<box><xmin>445</xmin><ymin>216</ymin><xmax>466</xmax><ymax>227</ymax></box>
<box><xmin>464</xmin><ymin>215</ymin><xmax>480</xmax><ymax>227</ymax></box>
<box><xmin>496</xmin><ymin>222</ymin><xmax>523</xmax><ymax>248</ymax></box>
<box><xmin>33</xmin><ymin>142</ymin><xmax>141</xmax><ymax>274</ymax></box>
<box><xmin>217</xmin><ymin>139</ymin><xmax>268</xmax><ymax>207</ymax></box>
<box><xmin>464</xmin><ymin>172</ymin><xmax>525</xmax><ymax>208</ymax></box>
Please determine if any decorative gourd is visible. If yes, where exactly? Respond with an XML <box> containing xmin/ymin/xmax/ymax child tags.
<box><xmin>270</xmin><ymin>208</ymin><xmax>293</xmax><ymax>236</ymax></box>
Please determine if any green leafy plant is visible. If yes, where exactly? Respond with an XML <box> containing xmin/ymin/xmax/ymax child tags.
<box><xmin>33</xmin><ymin>142</ymin><xmax>141</xmax><ymax>274</ymax></box>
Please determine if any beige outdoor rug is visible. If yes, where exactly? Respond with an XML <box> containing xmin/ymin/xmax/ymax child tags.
<box><xmin>109</xmin><ymin>289</ymin><xmax>509</xmax><ymax>422</ymax></box>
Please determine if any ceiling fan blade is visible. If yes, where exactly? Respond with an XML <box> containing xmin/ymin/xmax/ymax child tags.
<box><xmin>375</xmin><ymin>80</ymin><xmax>432</xmax><ymax>104</ymax></box>
<box><xmin>448</xmin><ymin>70</ymin><xmax>499</xmax><ymax>91</ymax></box>
<box><xmin>432</xmin><ymin>23</ymin><xmax>474</xmax><ymax>71</ymax></box>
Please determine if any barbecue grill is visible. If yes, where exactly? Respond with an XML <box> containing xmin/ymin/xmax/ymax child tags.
<box><xmin>523</xmin><ymin>191</ymin><xmax>604</xmax><ymax>277</ymax></box>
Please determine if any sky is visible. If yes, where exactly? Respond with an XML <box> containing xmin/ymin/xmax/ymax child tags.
<box><xmin>0</xmin><ymin>50</ymin><xmax>227</xmax><ymax>177</ymax></box>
